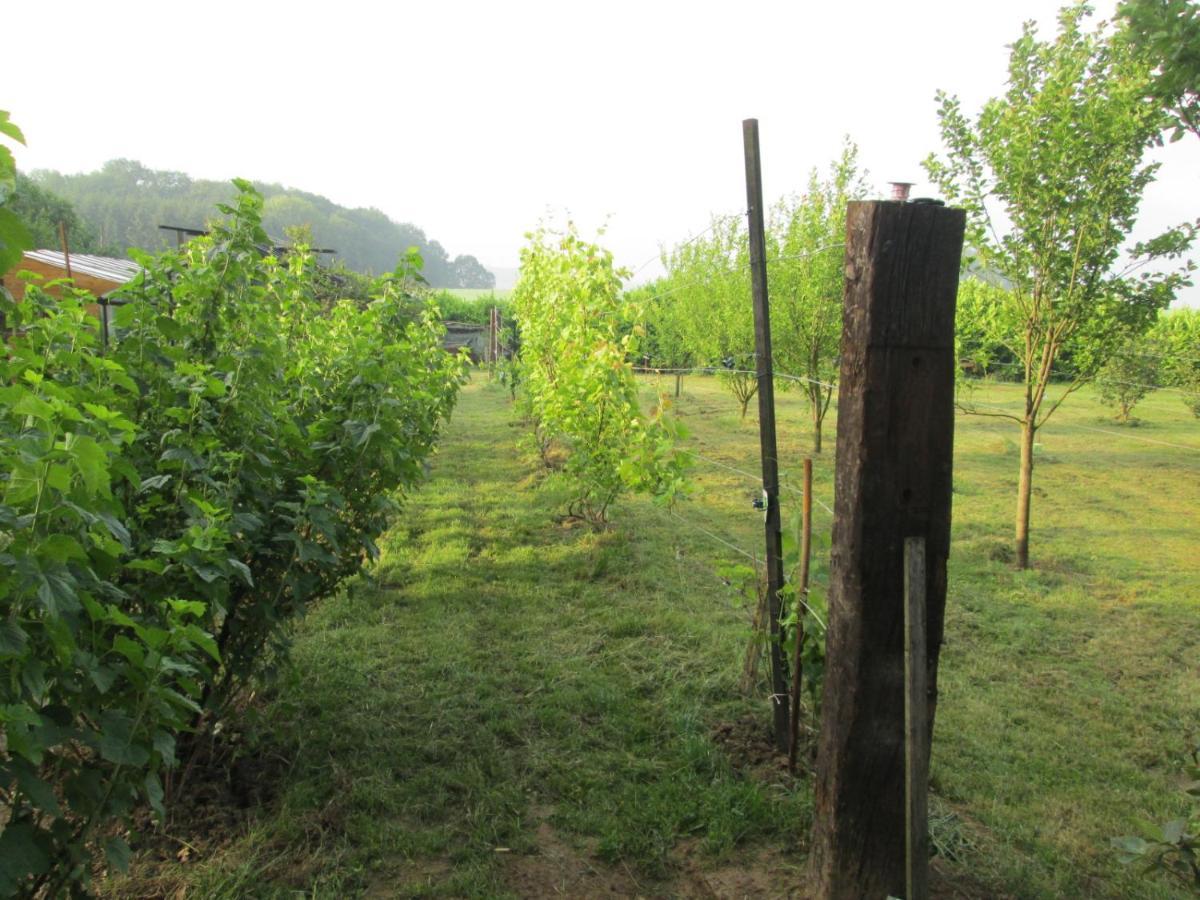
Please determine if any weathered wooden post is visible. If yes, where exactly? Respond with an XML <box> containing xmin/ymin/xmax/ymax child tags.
<box><xmin>743</xmin><ymin>118</ymin><xmax>790</xmax><ymax>751</ymax></box>
<box><xmin>809</xmin><ymin>200</ymin><xmax>964</xmax><ymax>898</ymax></box>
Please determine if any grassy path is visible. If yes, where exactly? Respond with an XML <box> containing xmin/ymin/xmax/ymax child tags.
<box><xmin>126</xmin><ymin>378</ymin><xmax>810</xmax><ymax>897</ymax></box>
<box><xmin>114</xmin><ymin>375</ymin><xmax>1198</xmax><ymax>898</ymax></box>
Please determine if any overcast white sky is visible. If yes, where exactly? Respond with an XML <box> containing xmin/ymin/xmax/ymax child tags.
<box><xmin>6</xmin><ymin>0</ymin><xmax>1198</xmax><ymax>303</ymax></box>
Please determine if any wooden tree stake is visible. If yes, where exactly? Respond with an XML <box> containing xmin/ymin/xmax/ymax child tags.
<box><xmin>788</xmin><ymin>457</ymin><xmax>813</xmax><ymax>772</ymax></box>
<box><xmin>905</xmin><ymin>536</ymin><xmax>929</xmax><ymax>900</ymax></box>
<box><xmin>743</xmin><ymin>118</ymin><xmax>790</xmax><ymax>751</ymax></box>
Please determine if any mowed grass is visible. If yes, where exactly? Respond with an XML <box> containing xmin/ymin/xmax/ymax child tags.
<box><xmin>440</xmin><ymin>288</ymin><xmax>513</xmax><ymax>301</ymax></box>
<box><xmin>639</xmin><ymin>372</ymin><xmax>1200</xmax><ymax>898</ymax></box>
<box><xmin>109</xmin><ymin>373</ymin><xmax>1198</xmax><ymax>898</ymax></box>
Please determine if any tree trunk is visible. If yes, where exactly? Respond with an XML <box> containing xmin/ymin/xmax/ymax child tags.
<box><xmin>675</xmin><ymin>372</ymin><xmax>681</xmax><ymax>398</ymax></box>
<box><xmin>812</xmin><ymin>401</ymin><xmax>823</xmax><ymax>454</ymax></box>
<box><xmin>1015</xmin><ymin>417</ymin><xmax>1035</xmax><ymax>569</ymax></box>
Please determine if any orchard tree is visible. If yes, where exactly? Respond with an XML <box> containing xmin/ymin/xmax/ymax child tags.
<box><xmin>661</xmin><ymin>215</ymin><xmax>758</xmax><ymax>417</ymax></box>
<box><xmin>768</xmin><ymin>138</ymin><xmax>868</xmax><ymax>452</ymax></box>
<box><xmin>513</xmin><ymin>224</ymin><xmax>689</xmax><ymax>523</ymax></box>
<box><xmin>924</xmin><ymin>3</ymin><xmax>1195</xmax><ymax>568</ymax></box>
<box><xmin>1095</xmin><ymin>332</ymin><xmax>1161</xmax><ymax>421</ymax></box>
<box><xmin>954</xmin><ymin>276</ymin><xmax>1021</xmax><ymax>377</ymax></box>
<box><xmin>637</xmin><ymin>279</ymin><xmax>694</xmax><ymax>397</ymax></box>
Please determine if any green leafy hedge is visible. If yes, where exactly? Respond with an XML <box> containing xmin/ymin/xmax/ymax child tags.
<box><xmin>0</xmin><ymin>183</ymin><xmax>465</xmax><ymax>895</ymax></box>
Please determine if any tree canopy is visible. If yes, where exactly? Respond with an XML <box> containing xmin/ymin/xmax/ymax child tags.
<box><xmin>8</xmin><ymin>173</ymin><xmax>102</xmax><ymax>254</ymax></box>
<box><xmin>1118</xmin><ymin>0</ymin><xmax>1200</xmax><ymax>140</ymax></box>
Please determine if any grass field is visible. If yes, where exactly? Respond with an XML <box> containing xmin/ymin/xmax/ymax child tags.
<box><xmin>440</xmin><ymin>288</ymin><xmax>513</xmax><ymax>301</ymax></box>
<box><xmin>109</xmin><ymin>374</ymin><xmax>1199</xmax><ymax>898</ymax></box>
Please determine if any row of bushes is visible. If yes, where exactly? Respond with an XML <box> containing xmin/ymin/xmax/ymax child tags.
<box><xmin>0</xmin><ymin>183</ymin><xmax>465</xmax><ymax>895</ymax></box>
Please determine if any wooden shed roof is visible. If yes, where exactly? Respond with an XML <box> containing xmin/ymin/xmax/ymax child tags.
<box><xmin>21</xmin><ymin>250</ymin><xmax>142</xmax><ymax>286</ymax></box>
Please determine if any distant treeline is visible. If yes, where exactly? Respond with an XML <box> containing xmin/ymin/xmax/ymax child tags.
<box><xmin>19</xmin><ymin>160</ymin><xmax>495</xmax><ymax>289</ymax></box>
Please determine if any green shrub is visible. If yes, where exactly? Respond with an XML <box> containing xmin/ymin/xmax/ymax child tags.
<box><xmin>0</xmin><ymin>182</ymin><xmax>464</xmax><ymax>895</ymax></box>
<box><xmin>512</xmin><ymin>225</ymin><xmax>688</xmax><ymax>523</ymax></box>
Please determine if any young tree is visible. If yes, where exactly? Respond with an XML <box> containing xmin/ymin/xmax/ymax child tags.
<box><xmin>768</xmin><ymin>139</ymin><xmax>868</xmax><ymax>452</ymax></box>
<box><xmin>924</xmin><ymin>3</ymin><xmax>1196</xmax><ymax>568</ymax></box>
<box><xmin>1095</xmin><ymin>333</ymin><xmax>1161</xmax><ymax>421</ymax></box>
<box><xmin>513</xmin><ymin>224</ymin><xmax>689</xmax><ymax>523</ymax></box>
<box><xmin>954</xmin><ymin>277</ymin><xmax>1021</xmax><ymax>378</ymax></box>
<box><xmin>636</xmin><ymin>279</ymin><xmax>693</xmax><ymax>397</ymax></box>
<box><xmin>661</xmin><ymin>216</ymin><xmax>759</xmax><ymax>417</ymax></box>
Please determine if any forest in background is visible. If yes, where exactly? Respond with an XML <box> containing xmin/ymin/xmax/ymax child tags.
<box><xmin>13</xmin><ymin>160</ymin><xmax>495</xmax><ymax>288</ymax></box>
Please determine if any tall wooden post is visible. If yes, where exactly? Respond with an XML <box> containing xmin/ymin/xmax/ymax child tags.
<box><xmin>59</xmin><ymin>221</ymin><xmax>73</xmax><ymax>280</ymax></box>
<box><xmin>743</xmin><ymin>118</ymin><xmax>790</xmax><ymax>751</ymax></box>
<box><xmin>810</xmin><ymin>200</ymin><xmax>964</xmax><ymax>898</ymax></box>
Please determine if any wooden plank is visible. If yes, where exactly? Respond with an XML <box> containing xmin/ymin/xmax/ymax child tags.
<box><xmin>742</xmin><ymin>118</ymin><xmax>790</xmax><ymax>752</ymax></box>
<box><xmin>905</xmin><ymin>536</ymin><xmax>929</xmax><ymax>900</ymax></box>
<box><xmin>809</xmin><ymin>200</ymin><xmax>964</xmax><ymax>899</ymax></box>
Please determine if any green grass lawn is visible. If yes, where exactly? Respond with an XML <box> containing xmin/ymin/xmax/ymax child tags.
<box><xmin>110</xmin><ymin>374</ymin><xmax>1199</xmax><ymax>898</ymax></box>
<box><xmin>440</xmin><ymin>288</ymin><xmax>513</xmax><ymax>301</ymax></box>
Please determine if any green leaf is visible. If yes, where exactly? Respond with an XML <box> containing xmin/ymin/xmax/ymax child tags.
<box><xmin>15</xmin><ymin>763</ymin><xmax>62</xmax><ymax>817</ymax></box>
<box><xmin>138</xmin><ymin>473</ymin><xmax>172</xmax><ymax>493</ymax></box>
<box><xmin>167</xmin><ymin>598</ymin><xmax>206</xmax><ymax>618</ymax></box>
<box><xmin>0</xmin><ymin>110</ymin><xmax>26</xmax><ymax>145</ymax></box>
<box><xmin>88</xmin><ymin>662</ymin><xmax>117</xmax><ymax>694</ymax></box>
<box><xmin>1161</xmin><ymin>818</ymin><xmax>1187</xmax><ymax>844</ymax></box>
<box><xmin>228</xmin><ymin>558</ymin><xmax>254</xmax><ymax>586</ymax></box>
<box><xmin>36</xmin><ymin>571</ymin><xmax>79</xmax><ymax>616</ymax></box>
<box><xmin>0</xmin><ymin>620</ymin><xmax>28</xmax><ymax>657</ymax></box>
<box><xmin>12</xmin><ymin>392</ymin><xmax>56</xmax><ymax>422</ymax></box>
<box><xmin>152</xmin><ymin>729</ymin><xmax>177</xmax><ymax>765</ymax></box>
<box><xmin>112</xmin><ymin>635</ymin><xmax>145</xmax><ymax>666</ymax></box>
<box><xmin>71</xmin><ymin>434</ymin><xmax>110</xmax><ymax>495</ymax></box>
<box><xmin>144</xmin><ymin>771</ymin><xmax>165</xmax><ymax>818</ymax></box>
<box><xmin>0</xmin><ymin>824</ymin><xmax>50</xmax><ymax>893</ymax></box>
<box><xmin>97</xmin><ymin>711</ymin><xmax>150</xmax><ymax>767</ymax></box>
<box><xmin>103</xmin><ymin>835</ymin><xmax>132</xmax><ymax>873</ymax></box>
<box><xmin>37</xmin><ymin>534</ymin><xmax>87</xmax><ymax>563</ymax></box>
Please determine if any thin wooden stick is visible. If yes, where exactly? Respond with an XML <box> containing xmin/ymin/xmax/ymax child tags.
<box><xmin>788</xmin><ymin>458</ymin><xmax>813</xmax><ymax>772</ymax></box>
<box><xmin>905</xmin><ymin>536</ymin><xmax>930</xmax><ymax>900</ymax></box>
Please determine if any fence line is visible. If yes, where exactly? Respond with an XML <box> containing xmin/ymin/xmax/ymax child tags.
<box><xmin>667</xmin><ymin>508</ymin><xmax>759</xmax><ymax>563</ymax></box>
<box><xmin>633</xmin><ymin>365</ymin><xmax>837</xmax><ymax>392</ymax></box>
<box><xmin>687</xmin><ymin>448</ymin><xmax>836</xmax><ymax>515</ymax></box>
<box><xmin>630</xmin><ymin>211</ymin><xmax>747</xmax><ymax>278</ymax></box>
<box><xmin>663</xmin><ymin>503</ymin><xmax>832</xmax><ymax>631</ymax></box>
